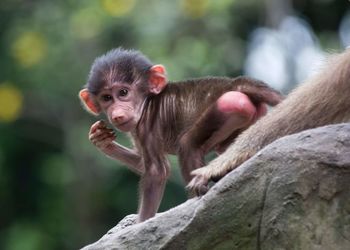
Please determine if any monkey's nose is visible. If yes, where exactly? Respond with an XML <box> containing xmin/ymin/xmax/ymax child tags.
<box><xmin>112</xmin><ymin>114</ymin><xmax>127</xmax><ymax>125</ymax></box>
<box><xmin>113</xmin><ymin>114</ymin><xmax>127</xmax><ymax>124</ymax></box>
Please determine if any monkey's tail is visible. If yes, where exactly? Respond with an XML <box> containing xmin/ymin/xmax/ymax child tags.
<box><xmin>234</xmin><ymin>76</ymin><xmax>284</xmax><ymax>106</ymax></box>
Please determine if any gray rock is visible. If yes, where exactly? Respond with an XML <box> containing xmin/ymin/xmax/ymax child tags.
<box><xmin>82</xmin><ymin>123</ymin><xmax>350</xmax><ymax>250</ymax></box>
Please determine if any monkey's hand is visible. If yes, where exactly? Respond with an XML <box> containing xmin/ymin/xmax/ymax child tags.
<box><xmin>89</xmin><ymin>120</ymin><xmax>116</xmax><ymax>153</ymax></box>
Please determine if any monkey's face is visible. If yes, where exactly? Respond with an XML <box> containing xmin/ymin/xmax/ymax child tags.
<box><xmin>96</xmin><ymin>82</ymin><xmax>146</xmax><ymax>132</ymax></box>
<box><xmin>80</xmin><ymin>58</ymin><xmax>167</xmax><ymax>132</ymax></box>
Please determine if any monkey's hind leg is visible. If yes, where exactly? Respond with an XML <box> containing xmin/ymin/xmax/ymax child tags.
<box><xmin>179</xmin><ymin>91</ymin><xmax>256</xmax><ymax>185</ymax></box>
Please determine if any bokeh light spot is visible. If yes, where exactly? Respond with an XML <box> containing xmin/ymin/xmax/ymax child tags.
<box><xmin>0</xmin><ymin>83</ymin><xmax>23</xmax><ymax>122</ymax></box>
<box><xmin>181</xmin><ymin>0</ymin><xmax>209</xmax><ymax>18</ymax></box>
<box><xmin>100</xmin><ymin>0</ymin><xmax>135</xmax><ymax>17</ymax></box>
<box><xmin>11</xmin><ymin>31</ymin><xmax>47</xmax><ymax>67</ymax></box>
<box><xmin>70</xmin><ymin>8</ymin><xmax>103</xmax><ymax>40</ymax></box>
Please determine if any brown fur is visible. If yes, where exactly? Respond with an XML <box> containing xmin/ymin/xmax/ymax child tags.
<box><xmin>81</xmin><ymin>48</ymin><xmax>284</xmax><ymax>222</ymax></box>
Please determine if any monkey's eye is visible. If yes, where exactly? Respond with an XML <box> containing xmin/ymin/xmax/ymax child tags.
<box><xmin>119</xmin><ymin>89</ymin><xmax>129</xmax><ymax>97</ymax></box>
<box><xmin>101</xmin><ymin>94</ymin><xmax>113</xmax><ymax>102</ymax></box>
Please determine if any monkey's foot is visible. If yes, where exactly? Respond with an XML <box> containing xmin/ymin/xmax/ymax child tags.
<box><xmin>186</xmin><ymin>172</ymin><xmax>210</xmax><ymax>196</ymax></box>
<box><xmin>187</xmin><ymin>155</ymin><xmax>240</xmax><ymax>196</ymax></box>
<box><xmin>187</xmin><ymin>165</ymin><xmax>228</xmax><ymax>196</ymax></box>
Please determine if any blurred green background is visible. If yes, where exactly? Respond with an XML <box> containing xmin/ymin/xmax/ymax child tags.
<box><xmin>0</xmin><ymin>0</ymin><xmax>349</xmax><ymax>249</ymax></box>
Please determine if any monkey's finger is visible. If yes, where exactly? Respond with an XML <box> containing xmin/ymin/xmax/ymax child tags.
<box><xmin>186</xmin><ymin>185</ymin><xmax>206</xmax><ymax>197</ymax></box>
<box><xmin>101</xmin><ymin>133</ymin><xmax>116</xmax><ymax>142</ymax></box>
<box><xmin>95</xmin><ymin>135</ymin><xmax>117</xmax><ymax>148</ymax></box>
<box><xmin>186</xmin><ymin>175</ymin><xmax>209</xmax><ymax>196</ymax></box>
<box><xmin>97</xmin><ymin>120</ymin><xmax>110</xmax><ymax>129</ymax></box>
<box><xmin>91</xmin><ymin>132</ymin><xmax>116</xmax><ymax>141</ymax></box>
<box><xmin>89</xmin><ymin>133</ymin><xmax>116</xmax><ymax>144</ymax></box>
<box><xmin>90</xmin><ymin>120</ymin><xmax>112</xmax><ymax>133</ymax></box>
<box><xmin>90</xmin><ymin>128</ymin><xmax>115</xmax><ymax>138</ymax></box>
<box><xmin>89</xmin><ymin>130</ymin><xmax>103</xmax><ymax>141</ymax></box>
<box><xmin>90</xmin><ymin>132</ymin><xmax>116</xmax><ymax>143</ymax></box>
<box><xmin>90</xmin><ymin>121</ymin><xmax>103</xmax><ymax>134</ymax></box>
<box><xmin>101</xmin><ymin>127</ymin><xmax>115</xmax><ymax>134</ymax></box>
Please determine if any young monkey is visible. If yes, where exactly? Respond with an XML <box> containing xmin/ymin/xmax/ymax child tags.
<box><xmin>79</xmin><ymin>48</ymin><xmax>283</xmax><ymax>222</ymax></box>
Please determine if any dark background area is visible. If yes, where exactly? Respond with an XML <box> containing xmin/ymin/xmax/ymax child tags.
<box><xmin>0</xmin><ymin>0</ymin><xmax>349</xmax><ymax>249</ymax></box>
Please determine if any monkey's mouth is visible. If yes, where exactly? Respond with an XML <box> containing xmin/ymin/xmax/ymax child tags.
<box><xmin>116</xmin><ymin>120</ymin><xmax>133</xmax><ymax>131</ymax></box>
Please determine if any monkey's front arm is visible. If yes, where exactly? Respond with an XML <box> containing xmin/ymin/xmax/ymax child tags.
<box><xmin>89</xmin><ymin>120</ymin><xmax>144</xmax><ymax>175</ymax></box>
<box><xmin>137</xmin><ymin>138</ymin><xmax>170</xmax><ymax>222</ymax></box>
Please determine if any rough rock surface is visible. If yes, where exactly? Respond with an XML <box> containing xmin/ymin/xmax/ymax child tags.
<box><xmin>82</xmin><ymin>124</ymin><xmax>350</xmax><ymax>250</ymax></box>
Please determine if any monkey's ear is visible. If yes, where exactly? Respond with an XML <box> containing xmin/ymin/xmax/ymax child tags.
<box><xmin>79</xmin><ymin>89</ymin><xmax>100</xmax><ymax>115</ymax></box>
<box><xmin>149</xmin><ymin>64</ymin><xmax>167</xmax><ymax>94</ymax></box>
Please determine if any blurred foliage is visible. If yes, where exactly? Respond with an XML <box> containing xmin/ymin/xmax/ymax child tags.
<box><xmin>0</xmin><ymin>84</ymin><xmax>23</xmax><ymax>122</ymax></box>
<box><xmin>0</xmin><ymin>0</ymin><xmax>348</xmax><ymax>249</ymax></box>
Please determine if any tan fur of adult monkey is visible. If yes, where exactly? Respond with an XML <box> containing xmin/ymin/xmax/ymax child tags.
<box><xmin>188</xmin><ymin>49</ymin><xmax>350</xmax><ymax>195</ymax></box>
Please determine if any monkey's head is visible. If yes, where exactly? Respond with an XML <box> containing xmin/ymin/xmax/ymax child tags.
<box><xmin>79</xmin><ymin>48</ymin><xmax>167</xmax><ymax>132</ymax></box>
